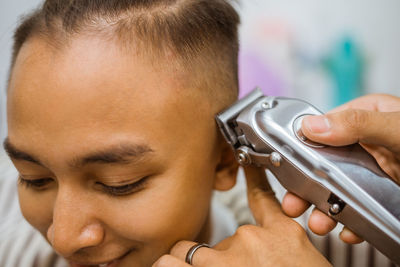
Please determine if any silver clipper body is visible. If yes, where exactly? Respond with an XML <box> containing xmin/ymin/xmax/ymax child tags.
<box><xmin>216</xmin><ymin>88</ymin><xmax>400</xmax><ymax>264</ymax></box>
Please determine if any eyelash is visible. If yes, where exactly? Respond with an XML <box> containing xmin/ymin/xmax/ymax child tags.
<box><xmin>18</xmin><ymin>176</ymin><xmax>53</xmax><ymax>189</ymax></box>
<box><xmin>97</xmin><ymin>176</ymin><xmax>149</xmax><ymax>196</ymax></box>
<box><xmin>18</xmin><ymin>176</ymin><xmax>149</xmax><ymax>196</ymax></box>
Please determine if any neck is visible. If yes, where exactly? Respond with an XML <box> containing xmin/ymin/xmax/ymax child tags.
<box><xmin>195</xmin><ymin>208</ymin><xmax>211</xmax><ymax>244</ymax></box>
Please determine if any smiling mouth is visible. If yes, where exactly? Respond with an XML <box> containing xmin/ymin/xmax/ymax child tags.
<box><xmin>70</xmin><ymin>260</ymin><xmax>118</xmax><ymax>267</ymax></box>
<box><xmin>69</xmin><ymin>249</ymin><xmax>133</xmax><ymax>267</ymax></box>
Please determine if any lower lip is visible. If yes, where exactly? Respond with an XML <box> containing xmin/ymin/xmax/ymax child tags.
<box><xmin>70</xmin><ymin>261</ymin><xmax>119</xmax><ymax>267</ymax></box>
<box><xmin>70</xmin><ymin>259</ymin><xmax>120</xmax><ymax>267</ymax></box>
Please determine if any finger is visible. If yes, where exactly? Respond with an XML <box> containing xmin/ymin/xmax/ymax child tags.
<box><xmin>243</xmin><ymin>166</ymin><xmax>287</xmax><ymax>227</ymax></box>
<box><xmin>307</xmin><ymin>208</ymin><xmax>337</xmax><ymax>235</ymax></box>
<box><xmin>169</xmin><ymin>240</ymin><xmax>217</xmax><ymax>266</ymax></box>
<box><xmin>152</xmin><ymin>255</ymin><xmax>191</xmax><ymax>267</ymax></box>
<box><xmin>362</xmin><ymin>144</ymin><xmax>400</xmax><ymax>184</ymax></box>
<box><xmin>212</xmin><ymin>235</ymin><xmax>234</xmax><ymax>251</ymax></box>
<box><xmin>282</xmin><ymin>192</ymin><xmax>311</xmax><ymax>217</ymax></box>
<box><xmin>339</xmin><ymin>227</ymin><xmax>364</xmax><ymax>244</ymax></box>
<box><xmin>301</xmin><ymin>110</ymin><xmax>400</xmax><ymax>153</ymax></box>
<box><xmin>328</xmin><ymin>94</ymin><xmax>400</xmax><ymax>114</ymax></box>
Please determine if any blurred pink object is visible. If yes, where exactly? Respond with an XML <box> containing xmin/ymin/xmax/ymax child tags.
<box><xmin>239</xmin><ymin>51</ymin><xmax>285</xmax><ymax>98</ymax></box>
<box><xmin>238</xmin><ymin>49</ymin><xmax>285</xmax><ymax>98</ymax></box>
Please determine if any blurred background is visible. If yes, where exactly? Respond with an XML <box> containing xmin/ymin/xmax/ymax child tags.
<box><xmin>237</xmin><ymin>0</ymin><xmax>400</xmax><ymax>108</ymax></box>
<box><xmin>0</xmin><ymin>0</ymin><xmax>399</xmax><ymax>142</ymax></box>
<box><xmin>0</xmin><ymin>1</ymin><xmax>399</xmax><ymax>266</ymax></box>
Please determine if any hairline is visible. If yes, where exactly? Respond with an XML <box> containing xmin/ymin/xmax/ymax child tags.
<box><xmin>7</xmin><ymin>0</ymin><xmax>239</xmax><ymax>110</ymax></box>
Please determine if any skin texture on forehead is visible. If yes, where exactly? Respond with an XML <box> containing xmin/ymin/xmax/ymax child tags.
<box><xmin>9</xmin><ymin>34</ymin><xmax>213</xmax><ymax>158</ymax></box>
<box><xmin>7</xmin><ymin>34</ymin><xmax>237</xmax><ymax>267</ymax></box>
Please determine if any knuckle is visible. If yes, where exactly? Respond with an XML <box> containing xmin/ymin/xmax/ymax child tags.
<box><xmin>234</xmin><ymin>225</ymin><xmax>264</xmax><ymax>250</ymax></box>
<box><xmin>235</xmin><ymin>225</ymin><xmax>259</xmax><ymax>239</ymax></box>
<box><xmin>153</xmin><ymin>255</ymin><xmax>174</xmax><ymax>267</ymax></box>
<box><xmin>343</xmin><ymin>109</ymin><xmax>369</xmax><ymax>132</ymax></box>
<box><xmin>169</xmin><ymin>240</ymin><xmax>189</xmax><ymax>255</ymax></box>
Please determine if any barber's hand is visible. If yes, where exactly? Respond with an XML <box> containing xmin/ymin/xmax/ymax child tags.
<box><xmin>153</xmin><ymin>166</ymin><xmax>331</xmax><ymax>267</ymax></box>
<box><xmin>282</xmin><ymin>94</ymin><xmax>400</xmax><ymax>244</ymax></box>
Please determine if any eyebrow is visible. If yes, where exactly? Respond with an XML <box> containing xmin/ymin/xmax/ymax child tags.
<box><xmin>3</xmin><ymin>138</ymin><xmax>43</xmax><ymax>166</ymax></box>
<box><xmin>3</xmin><ymin>137</ymin><xmax>154</xmax><ymax>168</ymax></box>
<box><xmin>73</xmin><ymin>143</ymin><xmax>153</xmax><ymax>167</ymax></box>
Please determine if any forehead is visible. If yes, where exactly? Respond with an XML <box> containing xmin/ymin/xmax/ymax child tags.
<box><xmin>9</xmin><ymin>35</ymin><xmax>183</xmax><ymax>113</ymax></box>
<box><xmin>7</xmin><ymin>36</ymin><xmax>212</xmax><ymax>158</ymax></box>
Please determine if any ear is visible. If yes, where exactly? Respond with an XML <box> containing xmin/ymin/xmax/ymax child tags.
<box><xmin>214</xmin><ymin>141</ymin><xmax>239</xmax><ymax>191</ymax></box>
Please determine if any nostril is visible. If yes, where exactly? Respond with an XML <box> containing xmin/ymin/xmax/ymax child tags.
<box><xmin>49</xmin><ymin>222</ymin><xmax>104</xmax><ymax>257</ymax></box>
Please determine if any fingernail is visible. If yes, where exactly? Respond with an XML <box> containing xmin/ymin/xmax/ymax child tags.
<box><xmin>340</xmin><ymin>227</ymin><xmax>351</xmax><ymax>238</ymax></box>
<box><xmin>303</xmin><ymin>115</ymin><xmax>331</xmax><ymax>134</ymax></box>
<box><xmin>340</xmin><ymin>227</ymin><xmax>363</xmax><ymax>243</ymax></box>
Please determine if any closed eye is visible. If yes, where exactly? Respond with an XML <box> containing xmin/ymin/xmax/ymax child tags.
<box><xmin>98</xmin><ymin>176</ymin><xmax>149</xmax><ymax>196</ymax></box>
<box><xmin>18</xmin><ymin>176</ymin><xmax>54</xmax><ymax>190</ymax></box>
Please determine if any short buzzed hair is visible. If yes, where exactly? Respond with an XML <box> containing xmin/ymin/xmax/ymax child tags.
<box><xmin>10</xmin><ymin>0</ymin><xmax>240</xmax><ymax>106</ymax></box>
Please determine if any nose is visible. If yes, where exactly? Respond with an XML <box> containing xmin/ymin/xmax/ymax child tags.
<box><xmin>47</xmin><ymin>187</ymin><xmax>105</xmax><ymax>257</ymax></box>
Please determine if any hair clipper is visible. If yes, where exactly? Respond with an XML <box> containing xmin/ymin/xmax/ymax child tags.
<box><xmin>216</xmin><ymin>88</ymin><xmax>400</xmax><ymax>264</ymax></box>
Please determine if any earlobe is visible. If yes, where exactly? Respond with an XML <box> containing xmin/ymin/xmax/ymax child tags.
<box><xmin>213</xmin><ymin>142</ymin><xmax>239</xmax><ymax>191</ymax></box>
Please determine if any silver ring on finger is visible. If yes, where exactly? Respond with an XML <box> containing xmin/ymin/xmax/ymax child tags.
<box><xmin>185</xmin><ymin>243</ymin><xmax>210</xmax><ymax>265</ymax></box>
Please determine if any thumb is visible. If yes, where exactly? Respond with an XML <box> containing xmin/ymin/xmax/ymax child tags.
<box><xmin>301</xmin><ymin>110</ymin><xmax>400</xmax><ymax>153</ymax></box>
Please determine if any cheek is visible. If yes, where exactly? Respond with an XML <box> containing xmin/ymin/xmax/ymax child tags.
<box><xmin>106</xmin><ymin>172</ymin><xmax>213</xmax><ymax>246</ymax></box>
<box><xmin>18</xmin><ymin>186</ymin><xmax>54</xmax><ymax>235</ymax></box>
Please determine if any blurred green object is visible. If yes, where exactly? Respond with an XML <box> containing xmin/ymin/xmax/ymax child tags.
<box><xmin>323</xmin><ymin>36</ymin><xmax>365</xmax><ymax>107</ymax></box>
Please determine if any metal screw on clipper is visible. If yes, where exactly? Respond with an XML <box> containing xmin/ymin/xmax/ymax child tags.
<box><xmin>237</xmin><ymin>151</ymin><xmax>251</xmax><ymax>166</ymax></box>
<box><xmin>270</xmin><ymin>152</ymin><xmax>282</xmax><ymax>167</ymax></box>
<box><xmin>329</xmin><ymin>203</ymin><xmax>342</xmax><ymax>215</ymax></box>
<box><xmin>261</xmin><ymin>102</ymin><xmax>270</xmax><ymax>110</ymax></box>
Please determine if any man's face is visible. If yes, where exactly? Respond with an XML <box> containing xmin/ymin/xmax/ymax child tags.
<box><xmin>6</xmin><ymin>36</ymin><xmax>230</xmax><ymax>267</ymax></box>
